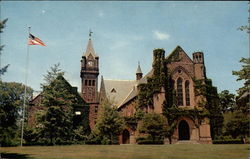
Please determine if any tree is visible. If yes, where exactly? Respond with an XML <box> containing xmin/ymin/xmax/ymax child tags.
<box><xmin>0</xmin><ymin>18</ymin><xmax>9</xmax><ymax>76</ymax></box>
<box><xmin>232</xmin><ymin>57</ymin><xmax>250</xmax><ymax>113</ymax></box>
<box><xmin>0</xmin><ymin>81</ymin><xmax>33</xmax><ymax>146</ymax></box>
<box><xmin>225</xmin><ymin>110</ymin><xmax>250</xmax><ymax>140</ymax></box>
<box><xmin>219</xmin><ymin>90</ymin><xmax>236</xmax><ymax>113</ymax></box>
<box><xmin>42</xmin><ymin>63</ymin><xmax>64</xmax><ymax>87</ymax></box>
<box><xmin>238</xmin><ymin>2</ymin><xmax>250</xmax><ymax>33</ymax></box>
<box><xmin>39</xmin><ymin>64</ymin><xmax>89</xmax><ymax>145</ymax></box>
<box><xmin>138</xmin><ymin>113</ymin><xmax>168</xmax><ymax>143</ymax></box>
<box><xmin>94</xmin><ymin>100</ymin><xmax>125</xmax><ymax>144</ymax></box>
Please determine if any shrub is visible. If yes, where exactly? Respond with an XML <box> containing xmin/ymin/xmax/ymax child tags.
<box><xmin>137</xmin><ymin>139</ymin><xmax>164</xmax><ymax>145</ymax></box>
<box><xmin>212</xmin><ymin>138</ymin><xmax>243</xmax><ymax>144</ymax></box>
<box><xmin>136</xmin><ymin>136</ymin><xmax>164</xmax><ymax>145</ymax></box>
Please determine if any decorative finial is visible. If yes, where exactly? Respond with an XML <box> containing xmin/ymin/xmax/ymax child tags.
<box><xmin>138</xmin><ymin>61</ymin><xmax>140</xmax><ymax>66</ymax></box>
<box><xmin>89</xmin><ymin>29</ymin><xmax>93</xmax><ymax>40</ymax></box>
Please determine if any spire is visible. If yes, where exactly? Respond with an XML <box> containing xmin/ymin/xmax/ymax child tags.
<box><xmin>83</xmin><ymin>30</ymin><xmax>98</xmax><ymax>58</ymax></box>
<box><xmin>136</xmin><ymin>62</ymin><xmax>143</xmax><ymax>80</ymax></box>
<box><xmin>136</xmin><ymin>62</ymin><xmax>142</xmax><ymax>74</ymax></box>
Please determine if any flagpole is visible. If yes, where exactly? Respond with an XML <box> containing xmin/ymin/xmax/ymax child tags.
<box><xmin>21</xmin><ymin>26</ymin><xmax>31</xmax><ymax>147</ymax></box>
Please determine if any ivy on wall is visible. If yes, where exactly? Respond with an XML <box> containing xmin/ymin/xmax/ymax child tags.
<box><xmin>128</xmin><ymin>48</ymin><xmax>222</xmax><ymax>141</ymax></box>
<box><xmin>194</xmin><ymin>79</ymin><xmax>224</xmax><ymax>139</ymax></box>
<box><xmin>138</xmin><ymin>49</ymin><xmax>166</xmax><ymax>109</ymax></box>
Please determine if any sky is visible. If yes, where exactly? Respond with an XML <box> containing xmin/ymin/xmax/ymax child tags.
<box><xmin>1</xmin><ymin>1</ymin><xmax>249</xmax><ymax>95</ymax></box>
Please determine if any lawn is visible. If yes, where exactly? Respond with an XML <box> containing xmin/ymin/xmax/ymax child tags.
<box><xmin>0</xmin><ymin>144</ymin><xmax>249</xmax><ymax>159</ymax></box>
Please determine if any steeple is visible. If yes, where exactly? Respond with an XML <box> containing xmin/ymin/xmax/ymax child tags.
<box><xmin>83</xmin><ymin>30</ymin><xmax>98</xmax><ymax>58</ymax></box>
<box><xmin>136</xmin><ymin>62</ymin><xmax>143</xmax><ymax>80</ymax></box>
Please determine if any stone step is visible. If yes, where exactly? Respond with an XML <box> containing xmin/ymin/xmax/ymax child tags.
<box><xmin>175</xmin><ymin>140</ymin><xmax>200</xmax><ymax>144</ymax></box>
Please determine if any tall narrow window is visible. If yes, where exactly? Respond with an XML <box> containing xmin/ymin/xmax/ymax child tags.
<box><xmin>88</xmin><ymin>80</ymin><xmax>91</xmax><ymax>86</ymax></box>
<box><xmin>185</xmin><ymin>80</ymin><xmax>190</xmax><ymax>106</ymax></box>
<box><xmin>85</xmin><ymin>80</ymin><xmax>88</xmax><ymax>86</ymax></box>
<box><xmin>177</xmin><ymin>77</ymin><xmax>183</xmax><ymax>106</ymax></box>
<box><xmin>92</xmin><ymin>80</ymin><xmax>95</xmax><ymax>86</ymax></box>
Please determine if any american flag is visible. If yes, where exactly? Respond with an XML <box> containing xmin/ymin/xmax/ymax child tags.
<box><xmin>28</xmin><ymin>33</ymin><xmax>46</xmax><ymax>46</ymax></box>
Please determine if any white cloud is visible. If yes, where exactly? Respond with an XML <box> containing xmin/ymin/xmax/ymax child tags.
<box><xmin>153</xmin><ymin>30</ymin><xmax>170</xmax><ymax>40</ymax></box>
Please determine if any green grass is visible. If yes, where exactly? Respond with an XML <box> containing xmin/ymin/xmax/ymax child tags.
<box><xmin>1</xmin><ymin>144</ymin><xmax>249</xmax><ymax>159</ymax></box>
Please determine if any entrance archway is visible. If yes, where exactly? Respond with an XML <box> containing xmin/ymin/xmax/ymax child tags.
<box><xmin>178</xmin><ymin>120</ymin><xmax>190</xmax><ymax>140</ymax></box>
<box><xmin>122</xmin><ymin>129</ymin><xmax>130</xmax><ymax>144</ymax></box>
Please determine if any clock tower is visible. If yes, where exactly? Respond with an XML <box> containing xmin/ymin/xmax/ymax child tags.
<box><xmin>80</xmin><ymin>31</ymin><xmax>99</xmax><ymax>129</ymax></box>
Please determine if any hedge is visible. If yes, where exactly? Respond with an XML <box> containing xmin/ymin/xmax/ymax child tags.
<box><xmin>212</xmin><ymin>139</ymin><xmax>243</xmax><ymax>144</ymax></box>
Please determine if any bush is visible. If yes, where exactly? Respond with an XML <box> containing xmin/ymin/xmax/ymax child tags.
<box><xmin>136</xmin><ymin>136</ymin><xmax>164</xmax><ymax>145</ymax></box>
<box><xmin>213</xmin><ymin>138</ymin><xmax>243</xmax><ymax>144</ymax></box>
<box><xmin>137</xmin><ymin>139</ymin><xmax>164</xmax><ymax>145</ymax></box>
<box><xmin>85</xmin><ymin>133</ymin><xmax>101</xmax><ymax>145</ymax></box>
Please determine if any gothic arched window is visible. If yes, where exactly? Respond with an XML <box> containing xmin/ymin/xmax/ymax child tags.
<box><xmin>185</xmin><ymin>80</ymin><xmax>190</xmax><ymax>106</ymax></box>
<box><xmin>177</xmin><ymin>77</ymin><xmax>183</xmax><ymax>106</ymax></box>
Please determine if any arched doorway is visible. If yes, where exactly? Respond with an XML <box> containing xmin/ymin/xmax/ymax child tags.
<box><xmin>122</xmin><ymin>129</ymin><xmax>130</xmax><ymax>144</ymax></box>
<box><xmin>178</xmin><ymin>120</ymin><xmax>190</xmax><ymax>140</ymax></box>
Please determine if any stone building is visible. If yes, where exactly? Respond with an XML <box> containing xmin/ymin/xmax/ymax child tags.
<box><xmin>78</xmin><ymin>33</ymin><xmax>213</xmax><ymax>144</ymax></box>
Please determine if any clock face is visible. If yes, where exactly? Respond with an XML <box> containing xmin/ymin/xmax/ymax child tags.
<box><xmin>87</xmin><ymin>61</ymin><xmax>94</xmax><ymax>67</ymax></box>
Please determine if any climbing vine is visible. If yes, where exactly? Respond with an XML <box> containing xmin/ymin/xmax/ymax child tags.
<box><xmin>194</xmin><ymin>79</ymin><xmax>224</xmax><ymax>139</ymax></box>
<box><xmin>138</xmin><ymin>49</ymin><xmax>166</xmax><ymax>109</ymax></box>
<box><xmin>135</xmin><ymin>47</ymin><xmax>221</xmax><ymax>142</ymax></box>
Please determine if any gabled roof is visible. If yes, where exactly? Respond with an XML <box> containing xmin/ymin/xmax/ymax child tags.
<box><xmin>118</xmin><ymin>86</ymin><xmax>138</xmax><ymax>109</ymax></box>
<box><xmin>101</xmin><ymin>79</ymin><xmax>137</xmax><ymax>107</ymax></box>
<box><xmin>166</xmin><ymin>45</ymin><xmax>193</xmax><ymax>63</ymax></box>
<box><xmin>83</xmin><ymin>39</ymin><xmax>98</xmax><ymax>58</ymax></box>
<box><xmin>118</xmin><ymin>69</ymin><xmax>153</xmax><ymax>108</ymax></box>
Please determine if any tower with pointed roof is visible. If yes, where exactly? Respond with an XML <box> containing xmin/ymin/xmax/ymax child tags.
<box><xmin>136</xmin><ymin>62</ymin><xmax>143</xmax><ymax>81</ymax></box>
<box><xmin>80</xmin><ymin>31</ymin><xmax>99</xmax><ymax>129</ymax></box>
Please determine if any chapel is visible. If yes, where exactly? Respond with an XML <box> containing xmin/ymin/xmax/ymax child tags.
<box><xmin>81</xmin><ymin>34</ymin><xmax>212</xmax><ymax>144</ymax></box>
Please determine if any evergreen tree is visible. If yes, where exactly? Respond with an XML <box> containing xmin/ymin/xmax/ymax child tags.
<box><xmin>94</xmin><ymin>100</ymin><xmax>125</xmax><ymax>144</ymax></box>
<box><xmin>40</xmin><ymin>64</ymin><xmax>88</xmax><ymax>145</ymax></box>
<box><xmin>138</xmin><ymin>113</ymin><xmax>168</xmax><ymax>143</ymax></box>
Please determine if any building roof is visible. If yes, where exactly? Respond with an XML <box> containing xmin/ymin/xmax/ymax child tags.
<box><xmin>108</xmin><ymin>45</ymin><xmax>194</xmax><ymax>109</ymax></box>
<box><xmin>166</xmin><ymin>45</ymin><xmax>193</xmax><ymax>63</ymax></box>
<box><xmin>118</xmin><ymin>69</ymin><xmax>153</xmax><ymax>108</ymax></box>
<box><xmin>83</xmin><ymin>39</ymin><xmax>98</xmax><ymax>58</ymax></box>
<box><xmin>102</xmin><ymin>79</ymin><xmax>137</xmax><ymax>107</ymax></box>
<box><xmin>136</xmin><ymin>63</ymin><xmax>142</xmax><ymax>74</ymax></box>
<box><xmin>137</xmin><ymin>69</ymin><xmax>153</xmax><ymax>84</ymax></box>
<box><xmin>118</xmin><ymin>86</ymin><xmax>138</xmax><ymax>108</ymax></box>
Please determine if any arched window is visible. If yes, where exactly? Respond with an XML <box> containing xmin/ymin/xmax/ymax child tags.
<box><xmin>92</xmin><ymin>80</ymin><xmax>95</xmax><ymax>86</ymax></box>
<box><xmin>177</xmin><ymin>77</ymin><xmax>183</xmax><ymax>106</ymax></box>
<box><xmin>185</xmin><ymin>80</ymin><xmax>190</xmax><ymax>106</ymax></box>
<box><xmin>88</xmin><ymin>80</ymin><xmax>91</xmax><ymax>86</ymax></box>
